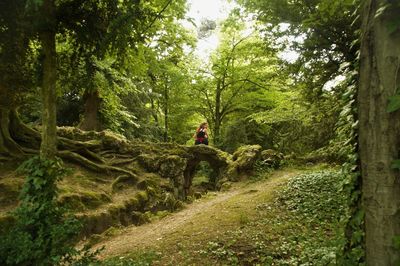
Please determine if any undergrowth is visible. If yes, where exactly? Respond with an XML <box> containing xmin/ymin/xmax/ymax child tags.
<box><xmin>103</xmin><ymin>169</ymin><xmax>348</xmax><ymax>265</ymax></box>
<box><xmin>198</xmin><ymin>170</ymin><xmax>347</xmax><ymax>265</ymax></box>
<box><xmin>0</xmin><ymin>156</ymin><xmax>100</xmax><ymax>265</ymax></box>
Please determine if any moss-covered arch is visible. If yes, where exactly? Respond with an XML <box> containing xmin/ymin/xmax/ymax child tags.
<box><xmin>182</xmin><ymin>145</ymin><xmax>231</xmax><ymax>198</ymax></box>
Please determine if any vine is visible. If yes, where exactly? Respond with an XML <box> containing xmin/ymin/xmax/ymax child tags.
<box><xmin>0</xmin><ymin>156</ymin><xmax>100</xmax><ymax>265</ymax></box>
<box><xmin>336</xmin><ymin>1</ymin><xmax>365</xmax><ymax>263</ymax></box>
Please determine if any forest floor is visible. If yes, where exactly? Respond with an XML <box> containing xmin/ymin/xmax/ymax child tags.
<box><xmin>92</xmin><ymin>164</ymin><xmax>346</xmax><ymax>265</ymax></box>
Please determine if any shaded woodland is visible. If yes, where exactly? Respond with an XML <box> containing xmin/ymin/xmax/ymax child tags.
<box><xmin>0</xmin><ymin>0</ymin><xmax>399</xmax><ymax>265</ymax></box>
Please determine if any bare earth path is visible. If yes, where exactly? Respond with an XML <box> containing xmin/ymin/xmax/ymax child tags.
<box><xmin>94</xmin><ymin>168</ymin><xmax>302</xmax><ymax>262</ymax></box>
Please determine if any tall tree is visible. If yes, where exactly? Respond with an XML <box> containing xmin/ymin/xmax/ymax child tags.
<box><xmin>0</xmin><ymin>0</ymin><xmax>35</xmax><ymax>157</ymax></box>
<box><xmin>358</xmin><ymin>0</ymin><xmax>400</xmax><ymax>264</ymax></box>
<box><xmin>39</xmin><ymin>0</ymin><xmax>57</xmax><ymax>159</ymax></box>
<box><xmin>236</xmin><ymin>0</ymin><xmax>360</xmax><ymax>151</ymax></box>
<box><xmin>194</xmin><ymin>13</ymin><xmax>277</xmax><ymax>146</ymax></box>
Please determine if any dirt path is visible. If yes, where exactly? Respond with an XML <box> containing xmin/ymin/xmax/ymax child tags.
<box><xmin>94</xmin><ymin>169</ymin><xmax>300</xmax><ymax>260</ymax></box>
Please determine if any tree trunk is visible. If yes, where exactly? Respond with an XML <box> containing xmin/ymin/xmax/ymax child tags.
<box><xmin>79</xmin><ymin>89</ymin><xmax>102</xmax><ymax>131</ymax></box>
<box><xmin>214</xmin><ymin>79</ymin><xmax>222</xmax><ymax>145</ymax></box>
<box><xmin>150</xmin><ymin>97</ymin><xmax>159</xmax><ymax>127</ymax></box>
<box><xmin>163</xmin><ymin>84</ymin><xmax>169</xmax><ymax>142</ymax></box>
<box><xmin>358</xmin><ymin>1</ymin><xmax>400</xmax><ymax>265</ymax></box>
<box><xmin>39</xmin><ymin>0</ymin><xmax>57</xmax><ymax>160</ymax></box>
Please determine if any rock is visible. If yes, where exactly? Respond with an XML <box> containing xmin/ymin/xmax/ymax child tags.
<box><xmin>220</xmin><ymin>182</ymin><xmax>232</xmax><ymax>192</ymax></box>
<box><xmin>225</xmin><ymin>145</ymin><xmax>262</xmax><ymax>181</ymax></box>
<box><xmin>260</xmin><ymin>149</ymin><xmax>284</xmax><ymax>169</ymax></box>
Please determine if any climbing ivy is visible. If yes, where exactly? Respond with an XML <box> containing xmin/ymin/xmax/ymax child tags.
<box><xmin>336</xmin><ymin>1</ymin><xmax>365</xmax><ymax>263</ymax></box>
<box><xmin>0</xmin><ymin>156</ymin><xmax>100</xmax><ymax>265</ymax></box>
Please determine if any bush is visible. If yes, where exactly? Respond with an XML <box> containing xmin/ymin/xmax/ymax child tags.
<box><xmin>0</xmin><ymin>156</ymin><xmax>99</xmax><ymax>265</ymax></box>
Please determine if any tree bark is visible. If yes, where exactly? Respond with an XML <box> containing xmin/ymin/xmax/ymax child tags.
<box><xmin>359</xmin><ymin>1</ymin><xmax>400</xmax><ymax>265</ymax></box>
<box><xmin>39</xmin><ymin>0</ymin><xmax>57</xmax><ymax>160</ymax></box>
<box><xmin>0</xmin><ymin>108</ymin><xmax>24</xmax><ymax>156</ymax></box>
<box><xmin>214</xmin><ymin>79</ymin><xmax>222</xmax><ymax>145</ymax></box>
<box><xmin>163</xmin><ymin>84</ymin><xmax>169</xmax><ymax>142</ymax></box>
<box><xmin>79</xmin><ymin>89</ymin><xmax>103</xmax><ymax>131</ymax></box>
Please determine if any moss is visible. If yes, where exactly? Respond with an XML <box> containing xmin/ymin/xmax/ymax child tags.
<box><xmin>260</xmin><ymin>149</ymin><xmax>284</xmax><ymax>169</ymax></box>
<box><xmin>86</xmin><ymin>234</ymin><xmax>103</xmax><ymax>247</ymax></box>
<box><xmin>136</xmin><ymin>191</ymin><xmax>149</xmax><ymax>205</ymax></box>
<box><xmin>131</xmin><ymin>211</ymin><xmax>150</xmax><ymax>225</ymax></box>
<box><xmin>124</xmin><ymin>197</ymin><xmax>140</xmax><ymax>211</ymax></box>
<box><xmin>81</xmin><ymin>210</ymin><xmax>115</xmax><ymax>236</ymax></box>
<box><xmin>0</xmin><ymin>178</ymin><xmax>23</xmax><ymax>207</ymax></box>
<box><xmin>59</xmin><ymin>191</ymin><xmax>111</xmax><ymax>211</ymax></box>
<box><xmin>158</xmin><ymin>155</ymin><xmax>187</xmax><ymax>178</ymax></box>
<box><xmin>111</xmin><ymin>174</ymin><xmax>137</xmax><ymax>192</ymax></box>
<box><xmin>220</xmin><ymin>182</ymin><xmax>232</xmax><ymax>192</ymax></box>
<box><xmin>137</xmin><ymin>154</ymin><xmax>161</xmax><ymax>172</ymax></box>
<box><xmin>225</xmin><ymin>145</ymin><xmax>262</xmax><ymax>181</ymax></box>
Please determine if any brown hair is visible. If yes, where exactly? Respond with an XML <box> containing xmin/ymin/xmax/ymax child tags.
<box><xmin>197</xmin><ymin>122</ymin><xmax>208</xmax><ymax>132</ymax></box>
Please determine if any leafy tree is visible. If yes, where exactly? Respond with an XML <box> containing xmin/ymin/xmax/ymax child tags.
<box><xmin>193</xmin><ymin>12</ymin><xmax>279</xmax><ymax>146</ymax></box>
<box><xmin>236</xmin><ymin>0</ymin><xmax>361</xmax><ymax>152</ymax></box>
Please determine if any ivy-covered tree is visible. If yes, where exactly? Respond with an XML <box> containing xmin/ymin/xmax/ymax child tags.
<box><xmin>358</xmin><ymin>0</ymin><xmax>400</xmax><ymax>264</ymax></box>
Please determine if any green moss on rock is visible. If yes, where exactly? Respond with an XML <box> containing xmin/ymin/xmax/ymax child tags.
<box><xmin>111</xmin><ymin>175</ymin><xmax>137</xmax><ymax>192</ymax></box>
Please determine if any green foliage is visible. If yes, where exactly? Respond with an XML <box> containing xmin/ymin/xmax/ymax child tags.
<box><xmin>100</xmin><ymin>251</ymin><xmax>161</xmax><ymax>266</ymax></box>
<box><xmin>375</xmin><ymin>1</ymin><xmax>400</xmax><ymax>34</ymax></box>
<box><xmin>328</xmin><ymin>67</ymin><xmax>365</xmax><ymax>264</ymax></box>
<box><xmin>234</xmin><ymin>0</ymin><xmax>361</xmax><ymax>158</ymax></box>
<box><xmin>0</xmin><ymin>156</ymin><xmax>99</xmax><ymax>265</ymax></box>
<box><xmin>195</xmin><ymin>169</ymin><xmax>347</xmax><ymax>265</ymax></box>
<box><xmin>387</xmin><ymin>90</ymin><xmax>400</xmax><ymax>113</ymax></box>
<box><xmin>279</xmin><ymin>171</ymin><xmax>347</xmax><ymax>222</ymax></box>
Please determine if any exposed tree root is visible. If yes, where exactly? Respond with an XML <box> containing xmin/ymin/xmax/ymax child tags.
<box><xmin>0</xmin><ymin>110</ymin><xmax>144</xmax><ymax>178</ymax></box>
<box><xmin>0</xmin><ymin>108</ymin><xmax>25</xmax><ymax>156</ymax></box>
<box><xmin>109</xmin><ymin>158</ymin><xmax>136</xmax><ymax>166</ymax></box>
<box><xmin>57</xmin><ymin>150</ymin><xmax>137</xmax><ymax>181</ymax></box>
<box><xmin>58</xmin><ymin>137</ymin><xmax>102</xmax><ymax>151</ymax></box>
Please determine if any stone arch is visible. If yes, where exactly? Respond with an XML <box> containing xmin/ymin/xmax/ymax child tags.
<box><xmin>182</xmin><ymin>146</ymin><xmax>230</xmax><ymax>197</ymax></box>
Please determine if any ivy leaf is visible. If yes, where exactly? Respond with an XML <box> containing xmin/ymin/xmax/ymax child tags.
<box><xmin>387</xmin><ymin>19</ymin><xmax>400</xmax><ymax>34</ymax></box>
<box><xmin>391</xmin><ymin>159</ymin><xmax>400</xmax><ymax>170</ymax></box>
<box><xmin>375</xmin><ymin>4</ymin><xmax>390</xmax><ymax>19</ymax></box>
<box><xmin>394</xmin><ymin>236</ymin><xmax>400</xmax><ymax>249</ymax></box>
<box><xmin>387</xmin><ymin>94</ymin><xmax>400</xmax><ymax>113</ymax></box>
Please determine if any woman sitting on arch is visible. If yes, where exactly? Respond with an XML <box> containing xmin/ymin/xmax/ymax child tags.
<box><xmin>193</xmin><ymin>122</ymin><xmax>209</xmax><ymax>145</ymax></box>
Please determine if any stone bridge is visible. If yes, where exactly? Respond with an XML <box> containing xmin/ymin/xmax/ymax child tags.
<box><xmin>136</xmin><ymin>143</ymin><xmax>262</xmax><ymax>199</ymax></box>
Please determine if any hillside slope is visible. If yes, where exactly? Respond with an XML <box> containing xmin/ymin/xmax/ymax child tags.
<box><xmin>93</xmin><ymin>166</ymin><xmax>346</xmax><ymax>265</ymax></box>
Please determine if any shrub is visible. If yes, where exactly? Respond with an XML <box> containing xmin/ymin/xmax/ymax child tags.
<box><xmin>0</xmin><ymin>156</ymin><xmax>99</xmax><ymax>265</ymax></box>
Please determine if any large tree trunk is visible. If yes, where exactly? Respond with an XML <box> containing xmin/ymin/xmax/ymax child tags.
<box><xmin>79</xmin><ymin>89</ymin><xmax>103</xmax><ymax>131</ymax></box>
<box><xmin>358</xmin><ymin>1</ymin><xmax>400</xmax><ymax>265</ymax></box>
<box><xmin>39</xmin><ymin>0</ymin><xmax>57</xmax><ymax>160</ymax></box>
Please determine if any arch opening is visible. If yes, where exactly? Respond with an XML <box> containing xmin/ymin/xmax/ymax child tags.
<box><xmin>183</xmin><ymin>157</ymin><xmax>222</xmax><ymax>198</ymax></box>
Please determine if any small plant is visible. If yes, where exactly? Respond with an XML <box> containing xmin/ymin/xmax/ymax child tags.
<box><xmin>0</xmin><ymin>156</ymin><xmax>100</xmax><ymax>265</ymax></box>
<box><xmin>238</xmin><ymin>212</ymin><xmax>250</xmax><ymax>225</ymax></box>
<box><xmin>101</xmin><ymin>251</ymin><xmax>161</xmax><ymax>266</ymax></box>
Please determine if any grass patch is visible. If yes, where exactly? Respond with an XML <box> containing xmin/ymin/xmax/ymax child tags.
<box><xmin>101</xmin><ymin>250</ymin><xmax>161</xmax><ymax>266</ymax></box>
